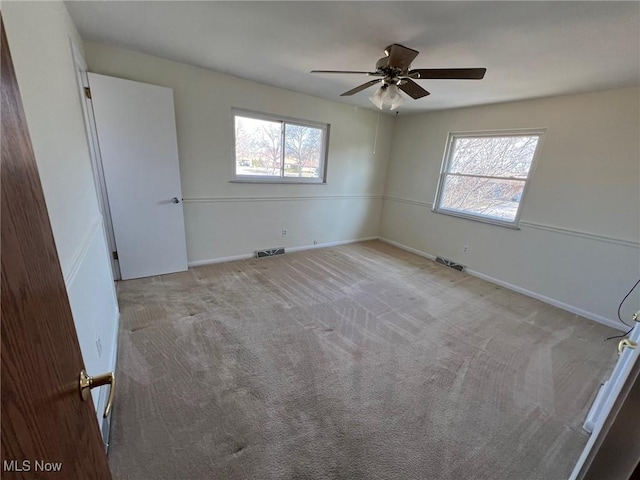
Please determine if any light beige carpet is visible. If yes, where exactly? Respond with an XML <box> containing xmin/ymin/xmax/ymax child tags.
<box><xmin>108</xmin><ymin>241</ymin><xmax>618</xmax><ymax>480</ymax></box>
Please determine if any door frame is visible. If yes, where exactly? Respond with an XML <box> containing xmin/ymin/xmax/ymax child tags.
<box><xmin>2</xmin><ymin>16</ymin><xmax>113</xmax><ymax>477</ymax></box>
<box><xmin>70</xmin><ymin>40</ymin><xmax>121</xmax><ymax>281</ymax></box>
<box><xmin>573</xmin><ymin>354</ymin><xmax>640</xmax><ymax>479</ymax></box>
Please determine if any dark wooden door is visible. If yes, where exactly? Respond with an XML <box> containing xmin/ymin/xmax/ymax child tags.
<box><xmin>1</xmin><ymin>16</ymin><xmax>112</xmax><ymax>480</ymax></box>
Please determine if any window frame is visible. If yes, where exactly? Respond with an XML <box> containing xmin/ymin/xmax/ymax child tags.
<box><xmin>433</xmin><ymin>129</ymin><xmax>545</xmax><ymax>229</ymax></box>
<box><xmin>231</xmin><ymin>108</ymin><xmax>329</xmax><ymax>184</ymax></box>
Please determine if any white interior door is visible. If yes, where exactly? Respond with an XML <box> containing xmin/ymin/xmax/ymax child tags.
<box><xmin>88</xmin><ymin>73</ymin><xmax>188</xmax><ymax>280</ymax></box>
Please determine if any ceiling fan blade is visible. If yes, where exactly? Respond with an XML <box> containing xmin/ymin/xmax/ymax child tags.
<box><xmin>385</xmin><ymin>44</ymin><xmax>420</xmax><ymax>70</ymax></box>
<box><xmin>408</xmin><ymin>68</ymin><xmax>487</xmax><ymax>80</ymax></box>
<box><xmin>398</xmin><ymin>79</ymin><xmax>430</xmax><ymax>99</ymax></box>
<box><xmin>340</xmin><ymin>79</ymin><xmax>382</xmax><ymax>96</ymax></box>
<box><xmin>311</xmin><ymin>70</ymin><xmax>379</xmax><ymax>75</ymax></box>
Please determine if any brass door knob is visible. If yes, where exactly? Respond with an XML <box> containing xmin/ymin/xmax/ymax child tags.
<box><xmin>617</xmin><ymin>339</ymin><xmax>637</xmax><ymax>356</ymax></box>
<box><xmin>79</xmin><ymin>370</ymin><xmax>116</xmax><ymax>418</ymax></box>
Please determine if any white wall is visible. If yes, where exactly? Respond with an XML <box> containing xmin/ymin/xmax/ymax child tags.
<box><xmin>3</xmin><ymin>1</ymin><xmax>119</xmax><ymax>426</ymax></box>
<box><xmin>381</xmin><ymin>87</ymin><xmax>640</xmax><ymax>328</ymax></box>
<box><xmin>83</xmin><ymin>42</ymin><xmax>394</xmax><ymax>264</ymax></box>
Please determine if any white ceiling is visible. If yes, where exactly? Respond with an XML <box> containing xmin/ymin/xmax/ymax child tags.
<box><xmin>66</xmin><ymin>1</ymin><xmax>640</xmax><ymax>114</ymax></box>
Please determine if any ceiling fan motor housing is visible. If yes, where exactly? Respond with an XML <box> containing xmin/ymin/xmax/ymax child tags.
<box><xmin>376</xmin><ymin>56</ymin><xmax>403</xmax><ymax>74</ymax></box>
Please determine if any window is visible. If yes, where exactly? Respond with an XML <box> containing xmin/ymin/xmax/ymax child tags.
<box><xmin>434</xmin><ymin>130</ymin><xmax>543</xmax><ymax>227</ymax></box>
<box><xmin>233</xmin><ymin>109</ymin><xmax>329</xmax><ymax>183</ymax></box>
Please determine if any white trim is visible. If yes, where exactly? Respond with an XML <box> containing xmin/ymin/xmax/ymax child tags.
<box><xmin>446</xmin><ymin>172</ymin><xmax>528</xmax><ymax>182</ymax></box>
<box><xmin>569</xmin><ymin>323</ymin><xmax>640</xmax><ymax>480</ymax></box>
<box><xmin>96</xmin><ymin>309</ymin><xmax>120</xmax><ymax>412</ymax></box>
<box><xmin>188</xmin><ymin>253</ymin><xmax>255</xmax><ymax>267</ymax></box>
<box><xmin>378</xmin><ymin>237</ymin><xmax>437</xmax><ymax>261</ymax></box>
<box><xmin>519</xmin><ymin>220</ymin><xmax>639</xmax><ymax>249</ymax></box>
<box><xmin>232</xmin><ymin>107</ymin><xmax>329</xmax><ymax>130</ymax></box>
<box><xmin>96</xmin><ymin>310</ymin><xmax>120</xmax><ymax>437</ymax></box>
<box><xmin>377</xmin><ymin>236</ymin><xmax>628</xmax><ymax>332</ymax></box>
<box><xmin>432</xmin><ymin>129</ymin><xmax>545</xmax><ymax>229</ymax></box>
<box><xmin>383</xmin><ymin>195</ymin><xmax>433</xmax><ymax>208</ymax></box>
<box><xmin>63</xmin><ymin>216</ymin><xmax>103</xmax><ymax>286</ymax></box>
<box><xmin>183</xmin><ymin>194</ymin><xmax>382</xmax><ymax>204</ymax></box>
<box><xmin>443</xmin><ymin>127</ymin><xmax>551</xmax><ymax>137</ymax></box>
<box><xmin>287</xmin><ymin>236</ymin><xmax>378</xmax><ymax>253</ymax></box>
<box><xmin>229</xmin><ymin>180</ymin><xmax>327</xmax><ymax>185</ymax></box>
<box><xmin>382</xmin><ymin>195</ymin><xmax>640</xmax><ymax>248</ymax></box>
<box><xmin>231</xmin><ymin>107</ymin><xmax>329</xmax><ymax>183</ymax></box>
<box><xmin>107</xmin><ymin>311</ymin><xmax>120</xmax><ymax>374</ymax></box>
<box><xmin>583</xmin><ymin>324</ymin><xmax>640</xmax><ymax>432</ymax></box>
<box><xmin>433</xmin><ymin>207</ymin><xmax>522</xmax><ymax>230</ymax></box>
<box><xmin>187</xmin><ymin>236</ymin><xmax>378</xmax><ymax>268</ymax></box>
<box><xmin>465</xmin><ymin>269</ymin><xmax>628</xmax><ymax>332</ymax></box>
<box><xmin>70</xmin><ymin>40</ymin><xmax>121</xmax><ymax>280</ymax></box>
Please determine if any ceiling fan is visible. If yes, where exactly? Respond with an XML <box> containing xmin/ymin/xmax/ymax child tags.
<box><xmin>311</xmin><ymin>44</ymin><xmax>486</xmax><ymax>110</ymax></box>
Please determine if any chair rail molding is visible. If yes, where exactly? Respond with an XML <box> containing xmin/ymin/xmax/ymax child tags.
<box><xmin>63</xmin><ymin>215</ymin><xmax>104</xmax><ymax>286</ymax></box>
<box><xmin>383</xmin><ymin>195</ymin><xmax>639</xmax><ymax>249</ymax></box>
<box><xmin>183</xmin><ymin>194</ymin><xmax>383</xmax><ymax>204</ymax></box>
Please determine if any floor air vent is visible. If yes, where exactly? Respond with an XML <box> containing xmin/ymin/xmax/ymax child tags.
<box><xmin>256</xmin><ymin>247</ymin><xmax>285</xmax><ymax>258</ymax></box>
<box><xmin>435</xmin><ymin>256</ymin><xmax>465</xmax><ymax>272</ymax></box>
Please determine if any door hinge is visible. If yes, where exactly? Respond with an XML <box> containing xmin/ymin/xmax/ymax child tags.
<box><xmin>112</xmin><ymin>251</ymin><xmax>118</xmax><ymax>260</ymax></box>
<box><xmin>84</xmin><ymin>87</ymin><xmax>92</xmax><ymax>99</ymax></box>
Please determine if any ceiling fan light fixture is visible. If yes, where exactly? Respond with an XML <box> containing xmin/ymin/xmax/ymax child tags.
<box><xmin>387</xmin><ymin>84</ymin><xmax>404</xmax><ymax>110</ymax></box>
<box><xmin>369</xmin><ymin>83</ymin><xmax>404</xmax><ymax>110</ymax></box>
<box><xmin>369</xmin><ymin>85</ymin><xmax>385</xmax><ymax>109</ymax></box>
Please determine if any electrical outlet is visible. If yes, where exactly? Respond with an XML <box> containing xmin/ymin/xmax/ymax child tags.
<box><xmin>95</xmin><ymin>336</ymin><xmax>103</xmax><ymax>358</ymax></box>
<box><xmin>282</xmin><ymin>229</ymin><xmax>287</xmax><ymax>237</ymax></box>
<box><xmin>463</xmin><ymin>245</ymin><xmax>470</xmax><ymax>254</ymax></box>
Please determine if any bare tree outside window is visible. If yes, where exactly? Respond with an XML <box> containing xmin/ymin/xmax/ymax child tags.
<box><xmin>233</xmin><ymin>111</ymin><xmax>327</xmax><ymax>183</ymax></box>
<box><xmin>235</xmin><ymin>116</ymin><xmax>282</xmax><ymax>176</ymax></box>
<box><xmin>435</xmin><ymin>132</ymin><xmax>543</xmax><ymax>226</ymax></box>
<box><xmin>284</xmin><ymin>124</ymin><xmax>322</xmax><ymax>178</ymax></box>
<box><xmin>256</xmin><ymin>123</ymin><xmax>282</xmax><ymax>176</ymax></box>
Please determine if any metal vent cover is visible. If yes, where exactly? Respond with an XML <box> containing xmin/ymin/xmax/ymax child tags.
<box><xmin>256</xmin><ymin>247</ymin><xmax>285</xmax><ymax>258</ymax></box>
<box><xmin>435</xmin><ymin>256</ymin><xmax>465</xmax><ymax>272</ymax></box>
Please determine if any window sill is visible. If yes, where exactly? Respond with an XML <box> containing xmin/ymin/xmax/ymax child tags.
<box><xmin>230</xmin><ymin>180</ymin><xmax>327</xmax><ymax>185</ymax></box>
<box><xmin>432</xmin><ymin>207</ymin><xmax>521</xmax><ymax>230</ymax></box>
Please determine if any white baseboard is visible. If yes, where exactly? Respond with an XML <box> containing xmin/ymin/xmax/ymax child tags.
<box><xmin>287</xmin><ymin>236</ymin><xmax>378</xmax><ymax>253</ymax></box>
<box><xmin>107</xmin><ymin>310</ymin><xmax>120</xmax><ymax>375</ymax></box>
<box><xmin>466</xmin><ymin>269</ymin><xmax>627</xmax><ymax>331</ymax></box>
<box><xmin>188</xmin><ymin>236</ymin><xmax>379</xmax><ymax>268</ymax></box>
<box><xmin>188</xmin><ymin>235</ymin><xmax>627</xmax><ymax>332</ymax></box>
<box><xmin>378</xmin><ymin>237</ymin><xmax>627</xmax><ymax>332</ymax></box>
<box><xmin>188</xmin><ymin>253</ymin><xmax>254</xmax><ymax>267</ymax></box>
<box><xmin>378</xmin><ymin>237</ymin><xmax>437</xmax><ymax>262</ymax></box>
<box><xmin>97</xmin><ymin>308</ymin><xmax>120</xmax><ymax>437</ymax></box>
